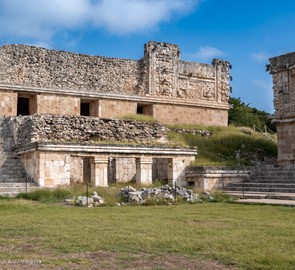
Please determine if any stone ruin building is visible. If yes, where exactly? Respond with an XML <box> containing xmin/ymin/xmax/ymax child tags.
<box><xmin>222</xmin><ymin>52</ymin><xmax>295</xmax><ymax>200</ymax></box>
<box><xmin>0</xmin><ymin>41</ymin><xmax>232</xmax><ymax>194</ymax></box>
<box><xmin>267</xmin><ymin>52</ymin><xmax>295</xmax><ymax>165</ymax></box>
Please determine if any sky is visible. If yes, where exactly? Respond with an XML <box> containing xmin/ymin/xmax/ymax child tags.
<box><xmin>1</xmin><ymin>0</ymin><xmax>295</xmax><ymax>113</ymax></box>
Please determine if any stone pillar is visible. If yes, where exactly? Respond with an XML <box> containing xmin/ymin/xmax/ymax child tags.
<box><xmin>167</xmin><ymin>158</ymin><xmax>176</xmax><ymax>186</ymax></box>
<box><xmin>91</xmin><ymin>157</ymin><xmax>109</xmax><ymax>187</ymax></box>
<box><xmin>136</xmin><ymin>157</ymin><xmax>153</xmax><ymax>185</ymax></box>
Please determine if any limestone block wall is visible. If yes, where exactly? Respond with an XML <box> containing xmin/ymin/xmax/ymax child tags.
<box><xmin>0</xmin><ymin>42</ymin><xmax>231</xmax><ymax>127</ymax></box>
<box><xmin>39</xmin><ymin>152</ymin><xmax>71</xmax><ymax>187</ymax></box>
<box><xmin>153</xmin><ymin>104</ymin><xmax>228</xmax><ymax>126</ymax></box>
<box><xmin>99</xmin><ymin>99</ymin><xmax>136</xmax><ymax>118</ymax></box>
<box><xmin>37</xmin><ymin>95</ymin><xmax>80</xmax><ymax>115</ymax></box>
<box><xmin>20</xmin><ymin>151</ymin><xmax>41</xmax><ymax>185</ymax></box>
<box><xmin>0</xmin><ymin>91</ymin><xmax>17</xmax><ymax>116</ymax></box>
<box><xmin>276</xmin><ymin>122</ymin><xmax>295</xmax><ymax>164</ymax></box>
<box><xmin>186</xmin><ymin>167</ymin><xmax>251</xmax><ymax>191</ymax></box>
<box><xmin>169</xmin><ymin>156</ymin><xmax>195</xmax><ymax>186</ymax></box>
<box><xmin>113</xmin><ymin>158</ymin><xmax>136</xmax><ymax>182</ymax></box>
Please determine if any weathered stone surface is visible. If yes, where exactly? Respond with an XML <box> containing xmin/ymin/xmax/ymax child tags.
<box><xmin>0</xmin><ymin>42</ymin><xmax>231</xmax><ymax>104</ymax></box>
<box><xmin>91</xmin><ymin>191</ymin><xmax>105</xmax><ymax>205</ymax></box>
<box><xmin>10</xmin><ymin>115</ymin><xmax>167</xmax><ymax>146</ymax></box>
<box><xmin>78</xmin><ymin>196</ymin><xmax>94</xmax><ymax>206</ymax></box>
<box><xmin>119</xmin><ymin>185</ymin><xmax>202</xmax><ymax>204</ymax></box>
<box><xmin>268</xmin><ymin>52</ymin><xmax>295</xmax><ymax>165</ymax></box>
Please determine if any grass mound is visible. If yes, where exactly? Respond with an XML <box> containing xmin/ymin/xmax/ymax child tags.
<box><xmin>168</xmin><ymin>124</ymin><xmax>277</xmax><ymax>166</ymax></box>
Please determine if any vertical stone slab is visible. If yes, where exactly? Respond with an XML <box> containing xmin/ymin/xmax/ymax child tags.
<box><xmin>168</xmin><ymin>157</ymin><xmax>195</xmax><ymax>186</ymax></box>
<box><xmin>136</xmin><ymin>157</ymin><xmax>153</xmax><ymax>185</ymax></box>
<box><xmin>91</xmin><ymin>156</ymin><xmax>109</xmax><ymax>187</ymax></box>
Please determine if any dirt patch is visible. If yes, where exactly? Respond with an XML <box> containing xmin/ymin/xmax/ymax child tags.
<box><xmin>0</xmin><ymin>251</ymin><xmax>236</xmax><ymax>270</ymax></box>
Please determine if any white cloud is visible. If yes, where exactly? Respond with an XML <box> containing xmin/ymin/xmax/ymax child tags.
<box><xmin>195</xmin><ymin>46</ymin><xmax>225</xmax><ymax>59</ymax></box>
<box><xmin>0</xmin><ymin>0</ymin><xmax>199</xmax><ymax>42</ymax></box>
<box><xmin>251</xmin><ymin>52</ymin><xmax>269</xmax><ymax>62</ymax></box>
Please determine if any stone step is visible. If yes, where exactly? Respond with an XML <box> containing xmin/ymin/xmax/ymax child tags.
<box><xmin>0</xmin><ymin>182</ymin><xmax>37</xmax><ymax>187</ymax></box>
<box><xmin>224</xmin><ymin>186</ymin><xmax>295</xmax><ymax>193</ymax></box>
<box><xmin>224</xmin><ymin>191</ymin><xmax>295</xmax><ymax>200</ymax></box>
<box><xmin>248</xmin><ymin>178</ymin><xmax>295</xmax><ymax>183</ymax></box>
<box><xmin>226</xmin><ymin>183</ymin><xmax>295</xmax><ymax>188</ymax></box>
<box><xmin>0</xmin><ymin>183</ymin><xmax>39</xmax><ymax>197</ymax></box>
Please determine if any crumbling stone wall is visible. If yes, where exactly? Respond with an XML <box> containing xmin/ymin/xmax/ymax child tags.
<box><xmin>12</xmin><ymin>115</ymin><xmax>167</xmax><ymax>146</ymax></box>
<box><xmin>0</xmin><ymin>44</ymin><xmax>141</xmax><ymax>94</ymax></box>
<box><xmin>0</xmin><ymin>41</ymin><xmax>231</xmax><ymax>104</ymax></box>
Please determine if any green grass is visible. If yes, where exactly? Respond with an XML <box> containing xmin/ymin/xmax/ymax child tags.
<box><xmin>0</xmin><ymin>201</ymin><xmax>294</xmax><ymax>269</ymax></box>
<box><xmin>168</xmin><ymin>125</ymin><xmax>277</xmax><ymax>166</ymax></box>
<box><xmin>118</xmin><ymin>114</ymin><xmax>157</xmax><ymax>123</ymax></box>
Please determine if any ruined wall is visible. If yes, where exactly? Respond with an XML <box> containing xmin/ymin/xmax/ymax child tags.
<box><xmin>268</xmin><ymin>52</ymin><xmax>295</xmax><ymax>164</ymax></box>
<box><xmin>0</xmin><ymin>42</ymin><xmax>231</xmax><ymax>105</ymax></box>
<box><xmin>0</xmin><ymin>44</ymin><xmax>141</xmax><ymax>94</ymax></box>
<box><xmin>12</xmin><ymin>115</ymin><xmax>167</xmax><ymax>146</ymax></box>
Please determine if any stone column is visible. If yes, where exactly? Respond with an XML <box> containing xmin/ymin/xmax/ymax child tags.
<box><xmin>91</xmin><ymin>156</ymin><xmax>109</xmax><ymax>187</ymax></box>
<box><xmin>167</xmin><ymin>158</ymin><xmax>176</xmax><ymax>186</ymax></box>
<box><xmin>136</xmin><ymin>157</ymin><xmax>153</xmax><ymax>185</ymax></box>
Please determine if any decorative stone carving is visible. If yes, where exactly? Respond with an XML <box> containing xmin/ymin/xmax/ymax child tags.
<box><xmin>0</xmin><ymin>41</ymin><xmax>231</xmax><ymax>109</ymax></box>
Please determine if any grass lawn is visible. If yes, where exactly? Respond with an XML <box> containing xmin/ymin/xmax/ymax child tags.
<box><xmin>0</xmin><ymin>200</ymin><xmax>294</xmax><ymax>269</ymax></box>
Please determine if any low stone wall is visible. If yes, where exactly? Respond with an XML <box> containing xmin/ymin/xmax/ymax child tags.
<box><xmin>10</xmin><ymin>115</ymin><xmax>167</xmax><ymax>145</ymax></box>
<box><xmin>186</xmin><ymin>166</ymin><xmax>252</xmax><ymax>191</ymax></box>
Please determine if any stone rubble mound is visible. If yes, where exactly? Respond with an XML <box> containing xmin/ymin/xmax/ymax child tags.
<box><xmin>77</xmin><ymin>191</ymin><xmax>105</xmax><ymax>207</ymax></box>
<box><xmin>167</xmin><ymin>127</ymin><xmax>211</xmax><ymax>137</ymax></box>
<box><xmin>119</xmin><ymin>184</ymin><xmax>202</xmax><ymax>204</ymax></box>
<box><xmin>13</xmin><ymin>115</ymin><xmax>167</xmax><ymax>145</ymax></box>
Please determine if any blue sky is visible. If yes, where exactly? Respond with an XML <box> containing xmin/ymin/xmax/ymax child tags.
<box><xmin>1</xmin><ymin>0</ymin><xmax>295</xmax><ymax>113</ymax></box>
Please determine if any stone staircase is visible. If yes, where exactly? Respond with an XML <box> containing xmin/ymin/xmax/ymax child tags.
<box><xmin>224</xmin><ymin>165</ymin><xmax>295</xmax><ymax>200</ymax></box>
<box><xmin>0</xmin><ymin>117</ymin><xmax>38</xmax><ymax>196</ymax></box>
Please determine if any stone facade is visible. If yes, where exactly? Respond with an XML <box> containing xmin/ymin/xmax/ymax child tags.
<box><xmin>0</xmin><ymin>41</ymin><xmax>231</xmax><ymax>126</ymax></box>
<box><xmin>267</xmin><ymin>52</ymin><xmax>295</xmax><ymax>164</ymax></box>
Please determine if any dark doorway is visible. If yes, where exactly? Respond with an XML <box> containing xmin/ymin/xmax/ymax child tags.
<box><xmin>137</xmin><ymin>105</ymin><xmax>144</xmax><ymax>114</ymax></box>
<box><xmin>17</xmin><ymin>97</ymin><xmax>30</xmax><ymax>115</ymax></box>
<box><xmin>80</xmin><ymin>102</ymin><xmax>90</xmax><ymax>116</ymax></box>
<box><xmin>137</xmin><ymin>103</ymin><xmax>153</xmax><ymax>116</ymax></box>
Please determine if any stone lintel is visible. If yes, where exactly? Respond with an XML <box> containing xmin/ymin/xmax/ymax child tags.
<box><xmin>16</xmin><ymin>142</ymin><xmax>197</xmax><ymax>158</ymax></box>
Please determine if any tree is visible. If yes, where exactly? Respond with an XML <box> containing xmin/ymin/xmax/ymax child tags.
<box><xmin>228</xmin><ymin>97</ymin><xmax>276</xmax><ymax>132</ymax></box>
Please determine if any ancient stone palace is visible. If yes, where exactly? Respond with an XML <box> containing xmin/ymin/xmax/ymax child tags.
<box><xmin>0</xmin><ymin>41</ymin><xmax>231</xmax><ymax>126</ymax></box>
<box><xmin>267</xmin><ymin>52</ymin><xmax>295</xmax><ymax>165</ymax></box>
